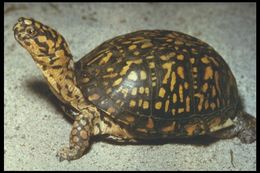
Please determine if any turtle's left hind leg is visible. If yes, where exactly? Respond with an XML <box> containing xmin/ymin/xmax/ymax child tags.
<box><xmin>57</xmin><ymin>112</ymin><xmax>93</xmax><ymax>161</ymax></box>
<box><xmin>210</xmin><ymin>111</ymin><xmax>256</xmax><ymax>144</ymax></box>
<box><xmin>235</xmin><ymin>111</ymin><xmax>256</xmax><ymax>143</ymax></box>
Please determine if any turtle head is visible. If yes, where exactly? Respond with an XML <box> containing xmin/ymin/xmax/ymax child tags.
<box><xmin>13</xmin><ymin>17</ymin><xmax>72</xmax><ymax>67</ymax></box>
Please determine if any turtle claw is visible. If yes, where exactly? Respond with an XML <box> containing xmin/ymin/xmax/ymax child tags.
<box><xmin>56</xmin><ymin>146</ymin><xmax>75</xmax><ymax>162</ymax></box>
<box><xmin>56</xmin><ymin>145</ymin><xmax>84</xmax><ymax>161</ymax></box>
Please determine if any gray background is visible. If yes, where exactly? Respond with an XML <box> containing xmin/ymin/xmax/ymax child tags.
<box><xmin>4</xmin><ymin>3</ymin><xmax>256</xmax><ymax>171</ymax></box>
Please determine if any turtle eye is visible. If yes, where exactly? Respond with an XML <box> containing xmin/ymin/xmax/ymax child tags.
<box><xmin>26</xmin><ymin>27</ymin><xmax>36</xmax><ymax>37</ymax></box>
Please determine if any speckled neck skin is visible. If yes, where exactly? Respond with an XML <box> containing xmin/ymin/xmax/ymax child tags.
<box><xmin>13</xmin><ymin>17</ymin><xmax>99</xmax><ymax>120</ymax></box>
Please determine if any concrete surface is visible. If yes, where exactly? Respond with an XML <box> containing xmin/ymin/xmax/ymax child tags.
<box><xmin>4</xmin><ymin>3</ymin><xmax>256</xmax><ymax>171</ymax></box>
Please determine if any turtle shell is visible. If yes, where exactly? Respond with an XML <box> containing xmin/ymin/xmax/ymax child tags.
<box><xmin>75</xmin><ymin>30</ymin><xmax>239</xmax><ymax>139</ymax></box>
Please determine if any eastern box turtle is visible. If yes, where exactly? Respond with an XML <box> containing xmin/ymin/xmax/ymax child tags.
<box><xmin>13</xmin><ymin>17</ymin><xmax>256</xmax><ymax>161</ymax></box>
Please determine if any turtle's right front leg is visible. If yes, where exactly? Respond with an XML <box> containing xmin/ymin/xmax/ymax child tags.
<box><xmin>57</xmin><ymin>112</ymin><xmax>93</xmax><ymax>161</ymax></box>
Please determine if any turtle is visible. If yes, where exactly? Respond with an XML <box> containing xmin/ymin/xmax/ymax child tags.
<box><xmin>13</xmin><ymin>17</ymin><xmax>256</xmax><ymax>161</ymax></box>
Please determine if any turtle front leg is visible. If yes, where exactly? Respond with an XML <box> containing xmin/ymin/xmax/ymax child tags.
<box><xmin>57</xmin><ymin>112</ymin><xmax>92</xmax><ymax>161</ymax></box>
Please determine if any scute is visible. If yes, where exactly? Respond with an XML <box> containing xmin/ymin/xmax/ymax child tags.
<box><xmin>76</xmin><ymin>30</ymin><xmax>239</xmax><ymax>138</ymax></box>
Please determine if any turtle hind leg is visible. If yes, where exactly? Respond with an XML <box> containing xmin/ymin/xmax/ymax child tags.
<box><xmin>56</xmin><ymin>112</ymin><xmax>93</xmax><ymax>161</ymax></box>
<box><xmin>210</xmin><ymin>111</ymin><xmax>256</xmax><ymax>144</ymax></box>
<box><xmin>235</xmin><ymin>111</ymin><xmax>256</xmax><ymax>144</ymax></box>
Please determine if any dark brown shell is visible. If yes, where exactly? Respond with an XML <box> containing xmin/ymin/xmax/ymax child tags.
<box><xmin>75</xmin><ymin>30</ymin><xmax>239</xmax><ymax>138</ymax></box>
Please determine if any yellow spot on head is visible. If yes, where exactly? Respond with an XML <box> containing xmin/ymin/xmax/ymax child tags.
<box><xmin>38</xmin><ymin>35</ymin><xmax>47</xmax><ymax>42</ymax></box>
<box><xmin>47</xmin><ymin>40</ymin><xmax>55</xmax><ymax>54</ymax></box>
<box><xmin>159</xmin><ymin>87</ymin><xmax>166</xmax><ymax>98</ymax></box>
<box><xmin>24</xmin><ymin>19</ymin><xmax>32</xmax><ymax>25</ymax></box>
<box><xmin>155</xmin><ymin>102</ymin><xmax>162</xmax><ymax>109</ymax></box>
<box><xmin>35</xmin><ymin>22</ymin><xmax>41</xmax><ymax>29</ymax></box>
<box><xmin>55</xmin><ymin>49</ymin><xmax>65</xmax><ymax>58</ymax></box>
<box><xmin>55</xmin><ymin>35</ymin><xmax>62</xmax><ymax>48</ymax></box>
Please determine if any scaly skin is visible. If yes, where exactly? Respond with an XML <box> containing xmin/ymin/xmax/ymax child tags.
<box><xmin>13</xmin><ymin>17</ymin><xmax>134</xmax><ymax>161</ymax></box>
